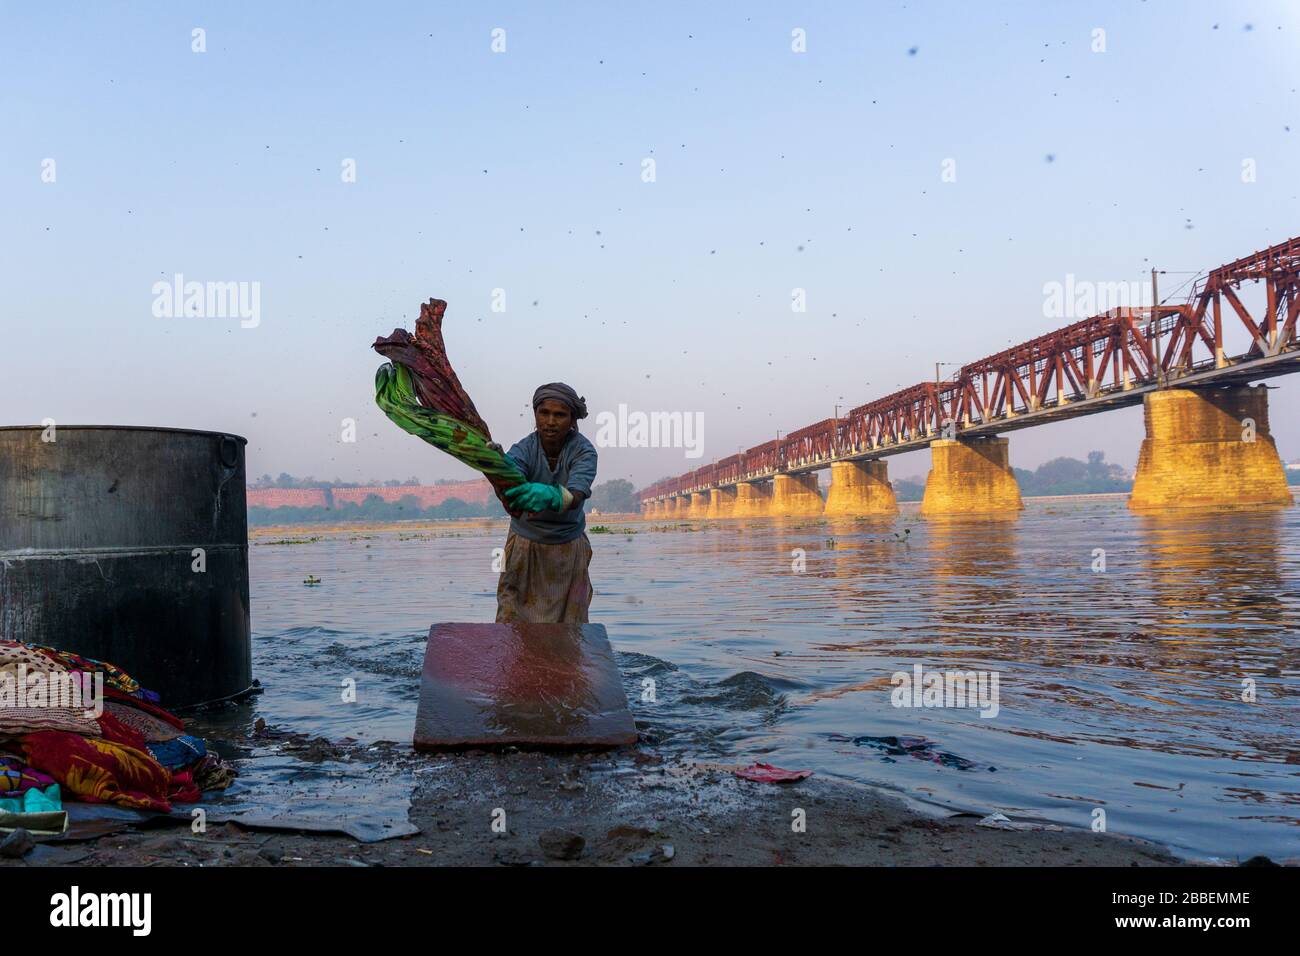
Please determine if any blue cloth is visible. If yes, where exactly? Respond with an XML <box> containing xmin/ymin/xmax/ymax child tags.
<box><xmin>0</xmin><ymin>783</ymin><xmax>62</xmax><ymax>815</ymax></box>
<box><xmin>146</xmin><ymin>735</ymin><xmax>207</xmax><ymax>770</ymax></box>
<box><xmin>505</xmin><ymin>430</ymin><xmax>598</xmax><ymax>544</ymax></box>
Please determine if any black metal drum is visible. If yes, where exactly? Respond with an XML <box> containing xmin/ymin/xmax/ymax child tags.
<box><xmin>0</xmin><ymin>426</ymin><xmax>254</xmax><ymax>708</ymax></box>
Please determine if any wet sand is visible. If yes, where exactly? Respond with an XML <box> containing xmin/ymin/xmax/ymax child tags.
<box><xmin>14</xmin><ymin>738</ymin><xmax>1180</xmax><ymax>867</ymax></box>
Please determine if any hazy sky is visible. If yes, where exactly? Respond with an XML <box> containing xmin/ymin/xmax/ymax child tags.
<box><xmin>4</xmin><ymin>1</ymin><xmax>1298</xmax><ymax>488</ymax></box>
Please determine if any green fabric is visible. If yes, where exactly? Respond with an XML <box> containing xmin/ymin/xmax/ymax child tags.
<box><xmin>374</xmin><ymin>362</ymin><xmax>526</xmax><ymax>486</ymax></box>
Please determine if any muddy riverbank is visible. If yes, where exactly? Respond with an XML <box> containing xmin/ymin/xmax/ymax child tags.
<box><xmin>9</xmin><ymin>733</ymin><xmax>1182</xmax><ymax>867</ymax></box>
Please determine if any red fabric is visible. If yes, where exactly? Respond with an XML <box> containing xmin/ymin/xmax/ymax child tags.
<box><xmin>95</xmin><ymin>710</ymin><xmax>148</xmax><ymax>751</ymax></box>
<box><xmin>103</xmin><ymin>688</ymin><xmax>186</xmax><ymax>731</ymax></box>
<box><xmin>21</xmin><ymin>730</ymin><xmax>176</xmax><ymax>812</ymax></box>
<box><xmin>168</xmin><ymin>769</ymin><xmax>201</xmax><ymax>805</ymax></box>
<box><xmin>733</xmin><ymin>762</ymin><xmax>813</xmax><ymax>783</ymax></box>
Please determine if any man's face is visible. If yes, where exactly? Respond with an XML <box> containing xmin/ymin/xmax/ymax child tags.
<box><xmin>535</xmin><ymin>399</ymin><xmax>573</xmax><ymax>442</ymax></box>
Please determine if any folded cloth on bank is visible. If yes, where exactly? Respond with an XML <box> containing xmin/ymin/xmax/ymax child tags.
<box><xmin>21</xmin><ymin>731</ymin><xmax>182</xmax><ymax>813</ymax></box>
<box><xmin>147</xmin><ymin>736</ymin><xmax>207</xmax><ymax>770</ymax></box>
<box><xmin>0</xmin><ymin>642</ymin><xmax>67</xmax><ymax>676</ymax></box>
<box><xmin>103</xmin><ymin>688</ymin><xmax>186</xmax><ymax>731</ymax></box>
<box><xmin>0</xmin><ymin>754</ymin><xmax>57</xmax><ymax>795</ymax></box>
<box><xmin>103</xmin><ymin>701</ymin><xmax>184</xmax><ymax>743</ymax></box>
<box><xmin>0</xmin><ymin>641</ymin><xmax>237</xmax><ymax>811</ymax></box>
<box><xmin>190</xmin><ymin>753</ymin><xmax>237</xmax><ymax>792</ymax></box>
<box><xmin>34</xmin><ymin>645</ymin><xmax>157</xmax><ymax>701</ymax></box>
<box><xmin>0</xmin><ymin>707</ymin><xmax>101</xmax><ymax>737</ymax></box>
<box><xmin>0</xmin><ymin>781</ymin><xmax>62</xmax><ymax>815</ymax></box>
<box><xmin>0</xmin><ymin>641</ymin><xmax>103</xmax><ymax>736</ymax></box>
<box><xmin>0</xmin><ymin>783</ymin><xmax>67</xmax><ymax>835</ymax></box>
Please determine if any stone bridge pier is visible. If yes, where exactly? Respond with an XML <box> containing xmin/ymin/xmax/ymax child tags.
<box><xmin>687</xmin><ymin>491</ymin><xmax>711</xmax><ymax>519</ymax></box>
<box><xmin>1129</xmin><ymin>385</ymin><xmax>1292</xmax><ymax>510</ymax></box>
<box><xmin>733</xmin><ymin>480</ymin><xmax>772</xmax><ymax>517</ymax></box>
<box><xmin>825</xmin><ymin>460</ymin><xmax>898</xmax><ymax>516</ymax></box>
<box><xmin>920</xmin><ymin>436</ymin><xmax>1024</xmax><ymax>516</ymax></box>
<box><xmin>771</xmin><ymin>473</ymin><xmax>824</xmax><ymax>516</ymax></box>
<box><xmin>707</xmin><ymin>485</ymin><xmax>737</xmax><ymax>518</ymax></box>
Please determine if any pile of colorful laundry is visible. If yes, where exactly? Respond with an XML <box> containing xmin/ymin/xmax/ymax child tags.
<box><xmin>1</xmin><ymin>640</ymin><xmax>236</xmax><ymax>834</ymax></box>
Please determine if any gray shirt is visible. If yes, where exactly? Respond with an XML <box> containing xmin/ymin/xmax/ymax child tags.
<box><xmin>505</xmin><ymin>429</ymin><xmax>598</xmax><ymax>544</ymax></box>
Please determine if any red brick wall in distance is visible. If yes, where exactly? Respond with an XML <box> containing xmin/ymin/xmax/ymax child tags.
<box><xmin>248</xmin><ymin>479</ymin><xmax>493</xmax><ymax>510</ymax></box>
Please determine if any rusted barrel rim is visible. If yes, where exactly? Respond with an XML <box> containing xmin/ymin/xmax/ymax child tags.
<box><xmin>0</xmin><ymin>425</ymin><xmax>247</xmax><ymax>443</ymax></box>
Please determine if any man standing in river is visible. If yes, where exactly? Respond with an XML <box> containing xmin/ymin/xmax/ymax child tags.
<box><xmin>493</xmin><ymin>383</ymin><xmax>598</xmax><ymax>624</ymax></box>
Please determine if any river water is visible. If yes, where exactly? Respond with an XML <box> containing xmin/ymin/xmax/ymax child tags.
<box><xmin>230</xmin><ymin>498</ymin><xmax>1299</xmax><ymax>861</ymax></box>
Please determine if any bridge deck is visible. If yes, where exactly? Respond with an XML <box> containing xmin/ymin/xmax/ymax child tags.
<box><xmin>665</xmin><ymin>348</ymin><xmax>1300</xmax><ymax>494</ymax></box>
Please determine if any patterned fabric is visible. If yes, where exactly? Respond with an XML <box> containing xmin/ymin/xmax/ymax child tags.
<box><xmin>0</xmin><ymin>641</ymin><xmax>68</xmax><ymax>676</ymax></box>
<box><xmin>96</xmin><ymin>710</ymin><xmax>149</xmax><ymax>751</ymax></box>
<box><xmin>31</xmin><ymin>645</ymin><xmax>153</xmax><ymax>699</ymax></box>
<box><xmin>495</xmin><ymin>530</ymin><xmax>594</xmax><ymax>624</ymax></box>
<box><xmin>0</xmin><ymin>707</ymin><xmax>101</xmax><ymax>737</ymax></box>
<box><xmin>103</xmin><ymin>688</ymin><xmax>184</xmax><ymax>731</ymax></box>
<box><xmin>104</xmin><ymin>701</ymin><xmax>183</xmax><ymax>743</ymax></box>
<box><xmin>1</xmin><ymin>643</ymin><xmax>103</xmax><ymax>736</ymax></box>
<box><xmin>0</xmin><ymin>755</ymin><xmax>57</xmax><ymax>795</ymax></box>
<box><xmin>191</xmin><ymin>753</ymin><xmax>237</xmax><ymax>792</ymax></box>
<box><xmin>3</xmin><ymin>643</ymin><xmax>229</xmax><ymax>809</ymax></box>
<box><xmin>372</xmin><ymin>299</ymin><xmax>528</xmax><ymax>512</ymax></box>
<box><xmin>21</xmin><ymin>730</ymin><xmax>177</xmax><ymax>812</ymax></box>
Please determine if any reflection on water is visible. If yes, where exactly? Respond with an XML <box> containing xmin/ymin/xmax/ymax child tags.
<box><xmin>231</xmin><ymin>503</ymin><xmax>1297</xmax><ymax>860</ymax></box>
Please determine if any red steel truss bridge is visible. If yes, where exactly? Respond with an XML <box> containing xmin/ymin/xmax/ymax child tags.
<box><xmin>640</xmin><ymin>235</ymin><xmax>1300</xmax><ymax>501</ymax></box>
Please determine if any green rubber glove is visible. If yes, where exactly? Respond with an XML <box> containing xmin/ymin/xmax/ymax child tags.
<box><xmin>504</xmin><ymin>482</ymin><xmax>565</xmax><ymax>512</ymax></box>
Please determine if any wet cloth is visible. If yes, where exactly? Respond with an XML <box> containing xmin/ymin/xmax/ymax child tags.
<box><xmin>2</xmin><ymin>642</ymin><xmax>231</xmax><ymax>810</ymax></box>
<box><xmin>373</xmin><ymin>299</ymin><xmax>527</xmax><ymax>511</ymax></box>
<box><xmin>734</xmin><ymin>762</ymin><xmax>813</xmax><ymax>783</ymax></box>
<box><xmin>504</xmin><ymin>430</ymin><xmax>598</xmax><ymax>544</ymax></box>
<box><xmin>167</xmin><ymin>769</ymin><xmax>201</xmax><ymax>805</ymax></box>
<box><xmin>495</xmin><ymin>531</ymin><xmax>594</xmax><ymax>624</ymax></box>
<box><xmin>842</xmin><ymin>734</ymin><xmax>985</xmax><ymax>772</ymax></box>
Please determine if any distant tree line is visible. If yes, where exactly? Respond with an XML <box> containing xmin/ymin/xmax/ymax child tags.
<box><xmin>891</xmin><ymin>451</ymin><xmax>1131</xmax><ymax>502</ymax></box>
<box><xmin>585</xmin><ymin>478</ymin><xmax>639</xmax><ymax>514</ymax></box>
